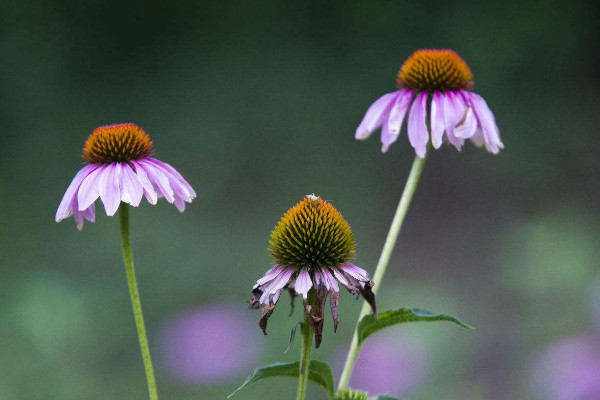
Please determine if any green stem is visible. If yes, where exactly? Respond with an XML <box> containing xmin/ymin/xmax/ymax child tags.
<box><xmin>296</xmin><ymin>299</ymin><xmax>314</xmax><ymax>400</ymax></box>
<box><xmin>119</xmin><ymin>204</ymin><xmax>159</xmax><ymax>400</ymax></box>
<box><xmin>337</xmin><ymin>154</ymin><xmax>427</xmax><ymax>391</ymax></box>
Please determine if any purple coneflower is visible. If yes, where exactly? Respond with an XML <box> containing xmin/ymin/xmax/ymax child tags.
<box><xmin>55</xmin><ymin>123</ymin><xmax>196</xmax><ymax>230</ymax></box>
<box><xmin>249</xmin><ymin>194</ymin><xmax>377</xmax><ymax>348</ymax></box>
<box><xmin>355</xmin><ymin>49</ymin><xmax>504</xmax><ymax>157</ymax></box>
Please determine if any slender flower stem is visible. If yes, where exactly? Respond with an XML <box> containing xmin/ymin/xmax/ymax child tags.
<box><xmin>119</xmin><ymin>204</ymin><xmax>159</xmax><ymax>400</ymax></box>
<box><xmin>337</xmin><ymin>154</ymin><xmax>427</xmax><ymax>391</ymax></box>
<box><xmin>296</xmin><ymin>294</ymin><xmax>314</xmax><ymax>400</ymax></box>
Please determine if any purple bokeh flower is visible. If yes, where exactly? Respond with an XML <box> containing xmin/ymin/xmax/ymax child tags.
<box><xmin>532</xmin><ymin>334</ymin><xmax>600</xmax><ymax>400</ymax></box>
<box><xmin>55</xmin><ymin>123</ymin><xmax>196</xmax><ymax>229</ymax></box>
<box><xmin>332</xmin><ymin>333</ymin><xmax>429</xmax><ymax>398</ymax></box>
<box><xmin>356</xmin><ymin>49</ymin><xmax>503</xmax><ymax>157</ymax></box>
<box><xmin>249</xmin><ymin>195</ymin><xmax>377</xmax><ymax>348</ymax></box>
<box><xmin>160</xmin><ymin>304</ymin><xmax>262</xmax><ymax>385</ymax></box>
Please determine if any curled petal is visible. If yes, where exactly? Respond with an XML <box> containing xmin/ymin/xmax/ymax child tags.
<box><xmin>454</xmin><ymin>106</ymin><xmax>478</xmax><ymax>139</ymax></box>
<box><xmin>303</xmin><ymin>284</ymin><xmax>328</xmax><ymax>348</ymax></box>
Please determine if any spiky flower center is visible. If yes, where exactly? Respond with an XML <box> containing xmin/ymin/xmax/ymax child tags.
<box><xmin>82</xmin><ymin>123</ymin><xmax>154</xmax><ymax>164</ymax></box>
<box><xmin>397</xmin><ymin>49</ymin><xmax>474</xmax><ymax>91</ymax></box>
<box><xmin>269</xmin><ymin>195</ymin><xmax>356</xmax><ymax>271</ymax></box>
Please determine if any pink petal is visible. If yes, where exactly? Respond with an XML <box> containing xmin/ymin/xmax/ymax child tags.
<box><xmin>119</xmin><ymin>163</ymin><xmax>144</xmax><ymax>207</ymax></box>
<box><xmin>470</xmin><ymin>128</ymin><xmax>485</xmax><ymax>148</ymax></box>
<box><xmin>339</xmin><ymin>264</ymin><xmax>370</xmax><ymax>282</ymax></box>
<box><xmin>443</xmin><ymin>91</ymin><xmax>467</xmax><ymax>151</ymax></box>
<box><xmin>332</xmin><ymin>268</ymin><xmax>350</xmax><ymax>286</ymax></box>
<box><xmin>77</xmin><ymin>166</ymin><xmax>106</xmax><ymax>211</ymax></box>
<box><xmin>147</xmin><ymin>160</ymin><xmax>194</xmax><ymax>204</ymax></box>
<box><xmin>55</xmin><ymin>164</ymin><xmax>97</xmax><ymax>222</ymax></box>
<box><xmin>255</xmin><ymin>265</ymin><xmax>284</xmax><ymax>288</ymax></box>
<box><xmin>407</xmin><ymin>91</ymin><xmax>429</xmax><ymax>158</ymax></box>
<box><xmin>430</xmin><ymin>91</ymin><xmax>446</xmax><ymax>149</ymax></box>
<box><xmin>466</xmin><ymin>91</ymin><xmax>504</xmax><ymax>153</ymax></box>
<box><xmin>173</xmin><ymin>197</ymin><xmax>186</xmax><ymax>212</ymax></box>
<box><xmin>99</xmin><ymin>163</ymin><xmax>121</xmax><ymax>216</ymax></box>
<box><xmin>138</xmin><ymin>160</ymin><xmax>175</xmax><ymax>202</ymax></box>
<box><xmin>454</xmin><ymin>106</ymin><xmax>478</xmax><ymax>139</ymax></box>
<box><xmin>131</xmin><ymin>161</ymin><xmax>158</xmax><ymax>205</ymax></box>
<box><xmin>146</xmin><ymin>158</ymin><xmax>196</xmax><ymax>199</ymax></box>
<box><xmin>295</xmin><ymin>268</ymin><xmax>313</xmax><ymax>300</ymax></box>
<box><xmin>382</xmin><ymin>90</ymin><xmax>414</xmax><ymax>152</ymax></box>
<box><xmin>355</xmin><ymin>92</ymin><xmax>399</xmax><ymax>140</ymax></box>
<box><xmin>259</xmin><ymin>268</ymin><xmax>295</xmax><ymax>304</ymax></box>
<box><xmin>321</xmin><ymin>268</ymin><xmax>339</xmax><ymax>293</ymax></box>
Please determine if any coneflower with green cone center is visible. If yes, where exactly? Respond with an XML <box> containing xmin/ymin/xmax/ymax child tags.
<box><xmin>249</xmin><ymin>194</ymin><xmax>377</xmax><ymax>348</ymax></box>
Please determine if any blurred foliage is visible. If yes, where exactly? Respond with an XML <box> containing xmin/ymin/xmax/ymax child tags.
<box><xmin>1</xmin><ymin>0</ymin><xmax>599</xmax><ymax>399</ymax></box>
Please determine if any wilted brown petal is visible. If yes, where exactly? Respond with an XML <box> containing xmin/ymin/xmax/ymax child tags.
<box><xmin>359</xmin><ymin>280</ymin><xmax>378</xmax><ymax>321</ymax></box>
<box><xmin>329</xmin><ymin>290</ymin><xmax>340</xmax><ymax>332</ymax></box>
<box><xmin>259</xmin><ymin>303</ymin><xmax>275</xmax><ymax>335</ymax></box>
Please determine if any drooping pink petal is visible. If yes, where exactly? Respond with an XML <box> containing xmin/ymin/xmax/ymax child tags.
<box><xmin>295</xmin><ymin>268</ymin><xmax>313</xmax><ymax>300</ymax></box>
<box><xmin>430</xmin><ymin>91</ymin><xmax>446</xmax><ymax>149</ymax></box>
<box><xmin>74</xmin><ymin>209</ymin><xmax>85</xmax><ymax>231</ymax></box>
<box><xmin>131</xmin><ymin>160</ymin><xmax>158</xmax><ymax>205</ymax></box>
<box><xmin>332</xmin><ymin>268</ymin><xmax>349</xmax><ymax>285</ymax></box>
<box><xmin>173</xmin><ymin>197</ymin><xmax>186</xmax><ymax>212</ymax></box>
<box><xmin>55</xmin><ymin>164</ymin><xmax>97</xmax><ymax>222</ymax></box>
<box><xmin>355</xmin><ymin>92</ymin><xmax>399</xmax><ymax>140</ymax></box>
<box><xmin>137</xmin><ymin>160</ymin><xmax>175</xmax><ymax>203</ymax></box>
<box><xmin>321</xmin><ymin>268</ymin><xmax>339</xmax><ymax>293</ymax></box>
<box><xmin>146</xmin><ymin>158</ymin><xmax>196</xmax><ymax>199</ymax></box>
<box><xmin>453</xmin><ymin>106</ymin><xmax>478</xmax><ymax>139</ymax></box>
<box><xmin>407</xmin><ymin>91</ymin><xmax>429</xmax><ymax>158</ymax></box>
<box><xmin>82</xmin><ymin>203</ymin><xmax>95</xmax><ymax>223</ymax></box>
<box><xmin>119</xmin><ymin>163</ymin><xmax>144</xmax><ymax>207</ymax></box>
<box><xmin>259</xmin><ymin>267</ymin><xmax>295</xmax><ymax>304</ymax></box>
<box><xmin>77</xmin><ymin>165</ymin><xmax>106</xmax><ymax>211</ymax></box>
<box><xmin>382</xmin><ymin>90</ymin><xmax>414</xmax><ymax>152</ymax></box>
<box><xmin>443</xmin><ymin>91</ymin><xmax>467</xmax><ymax>151</ymax></box>
<box><xmin>146</xmin><ymin>160</ymin><xmax>195</xmax><ymax>209</ymax></box>
<box><xmin>98</xmin><ymin>163</ymin><xmax>121</xmax><ymax>216</ymax></box>
<box><xmin>466</xmin><ymin>91</ymin><xmax>504</xmax><ymax>154</ymax></box>
<box><xmin>339</xmin><ymin>264</ymin><xmax>371</xmax><ymax>282</ymax></box>
<box><xmin>470</xmin><ymin>128</ymin><xmax>485</xmax><ymax>148</ymax></box>
<box><xmin>255</xmin><ymin>265</ymin><xmax>284</xmax><ymax>288</ymax></box>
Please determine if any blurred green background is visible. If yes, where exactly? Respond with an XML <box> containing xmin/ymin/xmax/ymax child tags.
<box><xmin>1</xmin><ymin>0</ymin><xmax>599</xmax><ymax>399</ymax></box>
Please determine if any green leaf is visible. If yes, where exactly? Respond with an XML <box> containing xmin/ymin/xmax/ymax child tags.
<box><xmin>375</xmin><ymin>396</ymin><xmax>402</xmax><ymax>400</ymax></box>
<box><xmin>227</xmin><ymin>360</ymin><xmax>335</xmax><ymax>398</ymax></box>
<box><xmin>284</xmin><ymin>321</ymin><xmax>303</xmax><ymax>354</ymax></box>
<box><xmin>357</xmin><ymin>307</ymin><xmax>474</xmax><ymax>346</ymax></box>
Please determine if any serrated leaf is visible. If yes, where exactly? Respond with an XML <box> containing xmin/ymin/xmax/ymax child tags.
<box><xmin>375</xmin><ymin>396</ymin><xmax>403</xmax><ymax>400</ymax></box>
<box><xmin>357</xmin><ymin>307</ymin><xmax>474</xmax><ymax>345</ymax></box>
<box><xmin>284</xmin><ymin>321</ymin><xmax>303</xmax><ymax>354</ymax></box>
<box><xmin>228</xmin><ymin>360</ymin><xmax>334</xmax><ymax>398</ymax></box>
